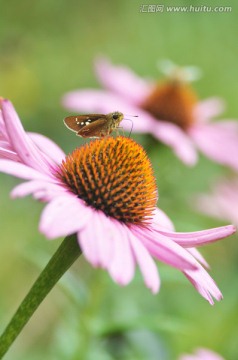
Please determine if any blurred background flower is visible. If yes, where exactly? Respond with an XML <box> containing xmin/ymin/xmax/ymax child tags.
<box><xmin>179</xmin><ymin>347</ymin><xmax>225</xmax><ymax>360</ymax></box>
<box><xmin>195</xmin><ymin>176</ymin><xmax>238</xmax><ymax>227</ymax></box>
<box><xmin>62</xmin><ymin>57</ymin><xmax>238</xmax><ymax>170</ymax></box>
<box><xmin>0</xmin><ymin>1</ymin><xmax>238</xmax><ymax>359</ymax></box>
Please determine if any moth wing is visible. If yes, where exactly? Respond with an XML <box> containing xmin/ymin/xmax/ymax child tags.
<box><xmin>78</xmin><ymin>118</ymin><xmax>108</xmax><ymax>138</ymax></box>
<box><xmin>83</xmin><ymin>114</ymin><xmax>106</xmax><ymax>120</ymax></box>
<box><xmin>63</xmin><ymin>116</ymin><xmax>83</xmax><ymax>132</ymax></box>
<box><xmin>63</xmin><ymin>114</ymin><xmax>106</xmax><ymax>132</ymax></box>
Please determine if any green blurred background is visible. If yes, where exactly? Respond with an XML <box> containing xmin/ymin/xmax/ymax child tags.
<box><xmin>0</xmin><ymin>0</ymin><xmax>238</xmax><ymax>359</ymax></box>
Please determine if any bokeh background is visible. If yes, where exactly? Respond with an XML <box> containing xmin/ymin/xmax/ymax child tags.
<box><xmin>0</xmin><ymin>0</ymin><xmax>238</xmax><ymax>359</ymax></box>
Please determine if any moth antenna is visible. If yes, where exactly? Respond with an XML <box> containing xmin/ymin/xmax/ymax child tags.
<box><xmin>124</xmin><ymin>114</ymin><xmax>138</xmax><ymax>118</ymax></box>
<box><xmin>123</xmin><ymin>118</ymin><xmax>134</xmax><ymax>138</ymax></box>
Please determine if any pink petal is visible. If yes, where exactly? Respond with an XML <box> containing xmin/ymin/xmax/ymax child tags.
<box><xmin>179</xmin><ymin>348</ymin><xmax>224</xmax><ymax>360</ymax></box>
<box><xmin>128</xmin><ymin>230</ymin><xmax>160</xmax><ymax>293</ymax></box>
<box><xmin>94</xmin><ymin>57</ymin><xmax>152</xmax><ymax>104</ymax></box>
<box><xmin>62</xmin><ymin>90</ymin><xmax>154</xmax><ymax>132</ymax></box>
<box><xmin>194</xmin><ymin>97</ymin><xmax>225</xmax><ymax>123</ymax></box>
<box><xmin>78</xmin><ymin>211</ymin><xmax>101</xmax><ymax>267</ymax></box>
<box><xmin>183</xmin><ymin>264</ymin><xmax>222</xmax><ymax>304</ymax></box>
<box><xmin>79</xmin><ymin>211</ymin><xmax>114</xmax><ymax>269</ymax></box>
<box><xmin>0</xmin><ymin>146</ymin><xmax>20</xmax><ymax>161</ymax></box>
<box><xmin>195</xmin><ymin>348</ymin><xmax>224</xmax><ymax>360</ymax></box>
<box><xmin>0</xmin><ymin>159</ymin><xmax>53</xmax><ymax>181</ymax></box>
<box><xmin>0</xmin><ymin>140</ymin><xmax>12</xmax><ymax>150</ymax></box>
<box><xmin>32</xmin><ymin>189</ymin><xmax>63</xmax><ymax>202</ymax></box>
<box><xmin>107</xmin><ymin>221</ymin><xmax>135</xmax><ymax>285</ymax></box>
<box><xmin>152</xmin><ymin>208</ymin><xmax>175</xmax><ymax>231</ymax></box>
<box><xmin>39</xmin><ymin>195</ymin><xmax>91</xmax><ymax>239</ymax></box>
<box><xmin>189</xmin><ymin>121</ymin><xmax>238</xmax><ymax>171</ymax></box>
<box><xmin>187</xmin><ymin>248</ymin><xmax>209</xmax><ymax>269</ymax></box>
<box><xmin>0</xmin><ymin>111</ymin><xmax>10</xmax><ymax>141</ymax></box>
<box><xmin>1</xmin><ymin>100</ymin><xmax>54</xmax><ymax>174</ymax></box>
<box><xmin>157</xmin><ymin>225</ymin><xmax>236</xmax><ymax>247</ymax></box>
<box><xmin>132</xmin><ymin>227</ymin><xmax>198</xmax><ymax>271</ymax></box>
<box><xmin>29</xmin><ymin>132</ymin><xmax>65</xmax><ymax>164</ymax></box>
<box><xmin>11</xmin><ymin>180</ymin><xmax>65</xmax><ymax>200</ymax></box>
<box><xmin>80</xmin><ymin>215</ymin><xmax>135</xmax><ymax>285</ymax></box>
<box><xmin>153</xmin><ymin>120</ymin><xmax>198</xmax><ymax>166</ymax></box>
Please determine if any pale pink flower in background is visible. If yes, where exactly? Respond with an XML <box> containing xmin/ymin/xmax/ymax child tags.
<box><xmin>62</xmin><ymin>57</ymin><xmax>238</xmax><ymax>169</ymax></box>
<box><xmin>179</xmin><ymin>348</ymin><xmax>225</xmax><ymax>360</ymax></box>
<box><xmin>195</xmin><ymin>177</ymin><xmax>238</xmax><ymax>226</ymax></box>
<box><xmin>0</xmin><ymin>99</ymin><xmax>236</xmax><ymax>304</ymax></box>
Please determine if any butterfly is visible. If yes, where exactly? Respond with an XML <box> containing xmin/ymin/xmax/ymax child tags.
<box><xmin>63</xmin><ymin>111</ymin><xmax>124</xmax><ymax>138</ymax></box>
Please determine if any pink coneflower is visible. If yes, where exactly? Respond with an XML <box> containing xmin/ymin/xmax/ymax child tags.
<box><xmin>62</xmin><ymin>58</ymin><xmax>238</xmax><ymax>169</ymax></box>
<box><xmin>0</xmin><ymin>99</ymin><xmax>236</xmax><ymax>304</ymax></box>
<box><xmin>195</xmin><ymin>177</ymin><xmax>238</xmax><ymax>226</ymax></box>
<box><xmin>179</xmin><ymin>348</ymin><xmax>225</xmax><ymax>360</ymax></box>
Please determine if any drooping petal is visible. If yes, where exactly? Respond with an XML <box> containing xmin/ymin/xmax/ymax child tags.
<box><xmin>80</xmin><ymin>215</ymin><xmax>135</xmax><ymax>285</ymax></box>
<box><xmin>153</xmin><ymin>120</ymin><xmax>198</xmax><ymax>166</ymax></box>
<box><xmin>0</xmin><ymin>159</ymin><xmax>53</xmax><ymax>181</ymax></box>
<box><xmin>0</xmin><ymin>110</ymin><xmax>10</xmax><ymax>141</ymax></box>
<box><xmin>77</xmin><ymin>230</ymin><xmax>97</xmax><ymax>266</ymax></box>
<box><xmin>0</xmin><ymin>140</ymin><xmax>13</xmax><ymax>151</ymax></box>
<box><xmin>82</xmin><ymin>214</ymin><xmax>135</xmax><ymax>285</ymax></box>
<box><xmin>156</xmin><ymin>224</ymin><xmax>236</xmax><ymax>247</ymax></box>
<box><xmin>79</xmin><ymin>212</ymin><xmax>160</xmax><ymax>286</ymax></box>
<box><xmin>94</xmin><ymin>57</ymin><xmax>152</xmax><ymax>104</ymax></box>
<box><xmin>132</xmin><ymin>227</ymin><xmax>198</xmax><ymax>271</ymax></box>
<box><xmin>29</xmin><ymin>132</ymin><xmax>65</xmax><ymax>164</ymax></box>
<box><xmin>187</xmin><ymin>248</ymin><xmax>209</xmax><ymax>269</ymax></box>
<box><xmin>183</xmin><ymin>264</ymin><xmax>223</xmax><ymax>304</ymax></box>
<box><xmin>39</xmin><ymin>195</ymin><xmax>91</xmax><ymax>239</ymax></box>
<box><xmin>194</xmin><ymin>97</ymin><xmax>225</xmax><ymax>123</ymax></box>
<box><xmin>62</xmin><ymin>90</ymin><xmax>155</xmax><ymax>132</ymax></box>
<box><xmin>128</xmin><ymin>229</ymin><xmax>160</xmax><ymax>293</ymax></box>
<box><xmin>107</xmin><ymin>220</ymin><xmax>135</xmax><ymax>285</ymax></box>
<box><xmin>79</xmin><ymin>210</ymin><xmax>114</xmax><ymax>269</ymax></box>
<box><xmin>0</xmin><ymin>146</ymin><xmax>20</xmax><ymax>161</ymax></box>
<box><xmin>189</xmin><ymin>121</ymin><xmax>238</xmax><ymax>171</ymax></box>
<box><xmin>1</xmin><ymin>100</ymin><xmax>54</xmax><ymax>174</ymax></box>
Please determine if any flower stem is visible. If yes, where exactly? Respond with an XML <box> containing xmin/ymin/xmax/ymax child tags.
<box><xmin>0</xmin><ymin>234</ymin><xmax>81</xmax><ymax>359</ymax></box>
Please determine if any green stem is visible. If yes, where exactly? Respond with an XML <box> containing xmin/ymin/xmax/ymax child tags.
<box><xmin>0</xmin><ymin>234</ymin><xmax>82</xmax><ymax>359</ymax></box>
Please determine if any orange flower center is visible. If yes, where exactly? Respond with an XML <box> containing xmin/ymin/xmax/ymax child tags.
<box><xmin>141</xmin><ymin>80</ymin><xmax>197</xmax><ymax>130</ymax></box>
<box><xmin>58</xmin><ymin>136</ymin><xmax>158</xmax><ymax>225</ymax></box>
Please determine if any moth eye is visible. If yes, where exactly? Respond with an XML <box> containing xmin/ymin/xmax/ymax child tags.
<box><xmin>112</xmin><ymin>114</ymin><xmax>119</xmax><ymax>120</ymax></box>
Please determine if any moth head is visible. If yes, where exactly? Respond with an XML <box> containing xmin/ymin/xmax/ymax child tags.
<box><xmin>109</xmin><ymin>111</ymin><xmax>124</xmax><ymax>125</ymax></box>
